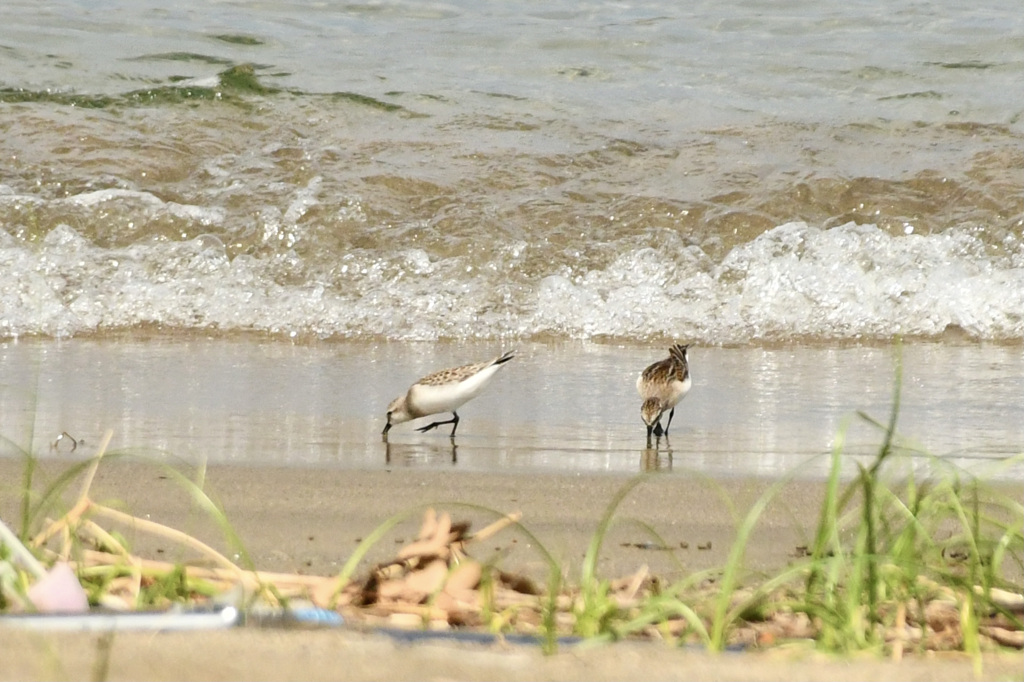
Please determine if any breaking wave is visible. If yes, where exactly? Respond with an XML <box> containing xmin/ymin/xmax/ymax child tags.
<box><xmin>1</xmin><ymin>188</ymin><xmax>1020</xmax><ymax>343</ymax></box>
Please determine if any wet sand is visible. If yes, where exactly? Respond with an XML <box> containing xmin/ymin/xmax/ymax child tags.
<box><xmin>3</xmin><ymin>460</ymin><xmax>831</xmax><ymax>594</ymax></box>
<box><xmin>1</xmin><ymin>459</ymin><xmax>1022</xmax><ymax>681</ymax></box>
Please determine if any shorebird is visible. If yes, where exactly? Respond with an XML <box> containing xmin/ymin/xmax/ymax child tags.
<box><xmin>637</xmin><ymin>344</ymin><xmax>692</xmax><ymax>442</ymax></box>
<box><xmin>382</xmin><ymin>350</ymin><xmax>516</xmax><ymax>439</ymax></box>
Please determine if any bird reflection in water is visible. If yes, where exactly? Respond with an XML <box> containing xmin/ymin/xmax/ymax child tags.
<box><xmin>640</xmin><ymin>440</ymin><xmax>672</xmax><ymax>472</ymax></box>
<box><xmin>385</xmin><ymin>438</ymin><xmax>458</xmax><ymax>466</ymax></box>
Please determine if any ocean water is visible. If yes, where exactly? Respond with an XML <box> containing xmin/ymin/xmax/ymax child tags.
<box><xmin>1</xmin><ymin>0</ymin><xmax>1022</xmax><ymax>343</ymax></box>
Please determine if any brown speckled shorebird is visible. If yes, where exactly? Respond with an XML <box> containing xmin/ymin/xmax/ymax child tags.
<box><xmin>382</xmin><ymin>350</ymin><xmax>516</xmax><ymax>439</ymax></box>
<box><xmin>637</xmin><ymin>344</ymin><xmax>692</xmax><ymax>443</ymax></box>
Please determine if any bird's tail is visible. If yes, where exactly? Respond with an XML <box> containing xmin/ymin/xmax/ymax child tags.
<box><xmin>494</xmin><ymin>349</ymin><xmax>517</xmax><ymax>366</ymax></box>
<box><xmin>669</xmin><ymin>344</ymin><xmax>689</xmax><ymax>364</ymax></box>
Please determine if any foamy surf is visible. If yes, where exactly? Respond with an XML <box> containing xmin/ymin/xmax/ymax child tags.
<box><xmin>2</xmin><ymin>214</ymin><xmax>1020</xmax><ymax>342</ymax></box>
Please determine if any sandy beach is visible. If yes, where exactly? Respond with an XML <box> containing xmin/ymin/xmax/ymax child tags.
<box><xmin>4</xmin><ymin>460</ymin><xmax>833</xmax><ymax>598</ymax></box>
<box><xmin>2</xmin><ymin>458</ymin><xmax>1022</xmax><ymax>681</ymax></box>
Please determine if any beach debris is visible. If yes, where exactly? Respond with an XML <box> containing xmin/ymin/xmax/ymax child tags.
<box><xmin>27</xmin><ymin>562</ymin><xmax>89</xmax><ymax>613</ymax></box>
<box><xmin>620</xmin><ymin>541</ymin><xmax>670</xmax><ymax>550</ymax></box>
<box><xmin>345</xmin><ymin>508</ymin><xmax>537</xmax><ymax>628</ymax></box>
<box><xmin>0</xmin><ymin>518</ymin><xmax>48</xmax><ymax>580</ymax></box>
<box><xmin>50</xmin><ymin>431</ymin><xmax>79</xmax><ymax>453</ymax></box>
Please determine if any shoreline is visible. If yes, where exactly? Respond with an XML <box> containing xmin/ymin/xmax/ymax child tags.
<box><xmin>4</xmin><ymin>326</ymin><xmax>1022</xmax><ymax>348</ymax></box>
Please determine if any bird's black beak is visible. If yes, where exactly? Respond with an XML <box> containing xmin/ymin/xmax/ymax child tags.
<box><xmin>382</xmin><ymin>416</ymin><xmax>392</xmax><ymax>439</ymax></box>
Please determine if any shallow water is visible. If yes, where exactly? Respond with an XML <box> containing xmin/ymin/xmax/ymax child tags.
<box><xmin>1</xmin><ymin>336</ymin><xmax>1020</xmax><ymax>480</ymax></box>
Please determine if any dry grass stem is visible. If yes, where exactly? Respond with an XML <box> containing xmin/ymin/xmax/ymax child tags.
<box><xmin>88</xmin><ymin>505</ymin><xmax>240</xmax><ymax>574</ymax></box>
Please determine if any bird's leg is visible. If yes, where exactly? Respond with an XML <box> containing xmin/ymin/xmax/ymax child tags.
<box><xmin>417</xmin><ymin>411</ymin><xmax>460</xmax><ymax>436</ymax></box>
<box><xmin>662</xmin><ymin>407</ymin><xmax>676</xmax><ymax>435</ymax></box>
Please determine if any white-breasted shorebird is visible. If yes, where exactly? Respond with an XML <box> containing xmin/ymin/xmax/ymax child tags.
<box><xmin>637</xmin><ymin>344</ymin><xmax>691</xmax><ymax>443</ymax></box>
<box><xmin>383</xmin><ymin>350</ymin><xmax>516</xmax><ymax>439</ymax></box>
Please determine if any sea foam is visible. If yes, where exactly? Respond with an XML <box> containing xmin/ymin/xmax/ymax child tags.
<box><xmin>1</xmin><ymin>218</ymin><xmax>1021</xmax><ymax>342</ymax></box>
